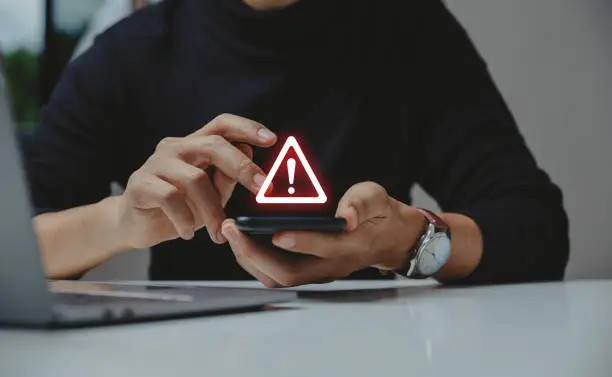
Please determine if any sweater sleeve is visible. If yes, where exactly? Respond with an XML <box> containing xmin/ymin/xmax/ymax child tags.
<box><xmin>411</xmin><ymin>1</ymin><xmax>570</xmax><ymax>284</ymax></box>
<box><xmin>20</xmin><ymin>32</ymin><xmax>127</xmax><ymax>215</ymax></box>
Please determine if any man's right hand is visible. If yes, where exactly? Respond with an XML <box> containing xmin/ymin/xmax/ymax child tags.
<box><xmin>115</xmin><ymin>114</ymin><xmax>276</xmax><ymax>249</ymax></box>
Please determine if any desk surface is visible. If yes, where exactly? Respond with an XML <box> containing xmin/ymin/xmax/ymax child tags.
<box><xmin>1</xmin><ymin>279</ymin><xmax>611</xmax><ymax>377</ymax></box>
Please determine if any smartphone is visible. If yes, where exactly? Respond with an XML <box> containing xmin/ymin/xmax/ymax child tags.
<box><xmin>235</xmin><ymin>216</ymin><xmax>347</xmax><ymax>235</ymax></box>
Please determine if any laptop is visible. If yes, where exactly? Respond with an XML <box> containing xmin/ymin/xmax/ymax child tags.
<box><xmin>0</xmin><ymin>68</ymin><xmax>295</xmax><ymax>328</ymax></box>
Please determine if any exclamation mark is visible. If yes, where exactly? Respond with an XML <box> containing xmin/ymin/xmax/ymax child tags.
<box><xmin>287</xmin><ymin>158</ymin><xmax>296</xmax><ymax>195</ymax></box>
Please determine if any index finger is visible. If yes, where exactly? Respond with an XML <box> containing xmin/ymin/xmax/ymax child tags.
<box><xmin>174</xmin><ymin>136</ymin><xmax>266</xmax><ymax>194</ymax></box>
<box><xmin>190</xmin><ymin>113</ymin><xmax>277</xmax><ymax>147</ymax></box>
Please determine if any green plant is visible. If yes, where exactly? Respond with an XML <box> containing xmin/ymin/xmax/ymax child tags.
<box><xmin>3</xmin><ymin>49</ymin><xmax>40</xmax><ymax>131</ymax></box>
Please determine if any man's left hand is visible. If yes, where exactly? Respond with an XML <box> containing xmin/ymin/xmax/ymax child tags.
<box><xmin>221</xmin><ymin>182</ymin><xmax>426</xmax><ymax>288</ymax></box>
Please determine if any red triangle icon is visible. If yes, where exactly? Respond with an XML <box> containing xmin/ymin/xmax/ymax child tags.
<box><xmin>256</xmin><ymin>136</ymin><xmax>327</xmax><ymax>204</ymax></box>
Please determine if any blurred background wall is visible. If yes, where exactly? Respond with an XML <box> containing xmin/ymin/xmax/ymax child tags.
<box><xmin>2</xmin><ymin>0</ymin><xmax>611</xmax><ymax>280</ymax></box>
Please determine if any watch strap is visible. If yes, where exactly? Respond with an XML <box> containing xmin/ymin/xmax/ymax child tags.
<box><xmin>415</xmin><ymin>208</ymin><xmax>449</xmax><ymax>232</ymax></box>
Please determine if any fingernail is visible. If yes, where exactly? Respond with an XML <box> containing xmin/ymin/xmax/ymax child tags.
<box><xmin>257</xmin><ymin>128</ymin><xmax>275</xmax><ymax>141</ymax></box>
<box><xmin>253</xmin><ymin>173</ymin><xmax>266</xmax><ymax>189</ymax></box>
<box><xmin>222</xmin><ymin>225</ymin><xmax>237</xmax><ymax>241</ymax></box>
<box><xmin>216</xmin><ymin>230</ymin><xmax>227</xmax><ymax>244</ymax></box>
<box><xmin>274</xmin><ymin>234</ymin><xmax>295</xmax><ymax>249</ymax></box>
<box><xmin>183</xmin><ymin>227</ymin><xmax>195</xmax><ymax>240</ymax></box>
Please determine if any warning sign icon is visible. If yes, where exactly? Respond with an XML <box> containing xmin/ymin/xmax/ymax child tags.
<box><xmin>256</xmin><ymin>136</ymin><xmax>327</xmax><ymax>204</ymax></box>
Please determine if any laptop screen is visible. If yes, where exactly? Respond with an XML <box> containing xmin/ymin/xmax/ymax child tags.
<box><xmin>0</xmin><ymin>54</ymin><xmax>53</xmax><ymax>317</ymax></box>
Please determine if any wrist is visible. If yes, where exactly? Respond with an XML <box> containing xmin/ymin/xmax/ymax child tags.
<box><xmin>375</xmin><ymin>200</ymin><xmax>426</xmax><ymax>271</ymax></box>
<box><xmin>432</xmin><ymin>213</ymin><xmax>482</xmax><ymax>282</ymax></box>
<box><xmin>95</xmin><ymin>196</ymin><xmax>132</xmax><ymax>257</ymax></box>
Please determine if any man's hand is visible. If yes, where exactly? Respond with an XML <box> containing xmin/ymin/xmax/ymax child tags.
<box><xmin>221</xmin><ymin>182</ymin><xmax>426</xmax><ymax>288</ymax></box>
<box><xmin>116</xmin><ymin>114</ymin><xmax>277</xmax><ymax>250</ymax></box>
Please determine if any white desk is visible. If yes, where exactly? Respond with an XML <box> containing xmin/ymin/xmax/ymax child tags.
<box><xmin>1</xmin><ymin>279</ymin><xmax>611</xmax><ymax>377</ymax></box>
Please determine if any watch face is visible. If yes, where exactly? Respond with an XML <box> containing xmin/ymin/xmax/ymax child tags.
<box><xmin>417</xmin><ymin>233</ymin><xmax>451</xmax><ymax>276</ymax></box>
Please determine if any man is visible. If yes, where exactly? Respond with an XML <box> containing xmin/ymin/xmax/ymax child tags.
<box><xmin>23</xmin><ymin>0</ymin><xmax>569</xmax><ymax>286</ymax></box>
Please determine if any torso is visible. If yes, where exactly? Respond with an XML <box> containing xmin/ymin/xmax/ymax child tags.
<box><xmin>109</xmin><ymin>0</ymin><xmax>423</xmax><ymax>280</ymax></box>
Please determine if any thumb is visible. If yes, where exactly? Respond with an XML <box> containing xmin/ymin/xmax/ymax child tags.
<box><xmin>335</xmin><ymin>182</ymin><xmax>389</xmax><ymax>232</ymax></box>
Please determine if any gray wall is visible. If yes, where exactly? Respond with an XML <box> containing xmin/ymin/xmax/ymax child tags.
<box><xmin>86</xmin><ymin>0</ymin><xmax>612</xmax><ymax>281</ymax></box>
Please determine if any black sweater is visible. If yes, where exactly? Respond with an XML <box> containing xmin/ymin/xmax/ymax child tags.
<box><xmin>21</xmin><ymin>0</ymin><xmax>569</xmax><ymax>283</ymax></box>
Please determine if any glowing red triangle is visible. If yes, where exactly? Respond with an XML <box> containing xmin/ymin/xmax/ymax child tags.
<box><xmin>256</xmin><ymin>136</ymin><xmax>327</xmax><ymax>204</ymax></box>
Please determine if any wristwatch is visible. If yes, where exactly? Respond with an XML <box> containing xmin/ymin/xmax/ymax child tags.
<box><xmin>397</xmin><ymin>208</ymin><xmax>452</xmax><ymax>279</ymax></box>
